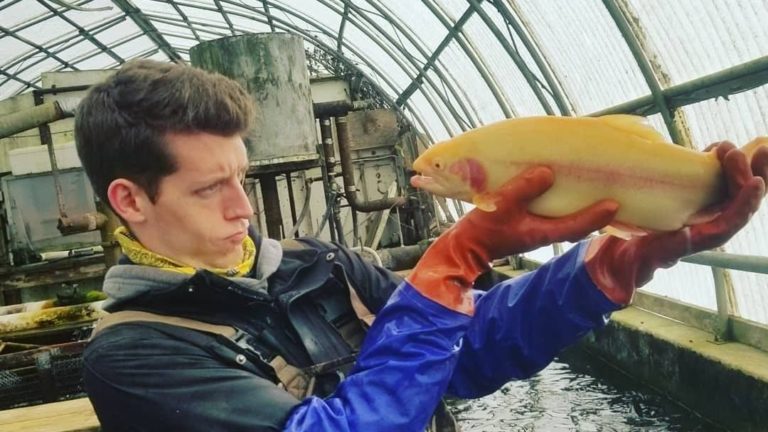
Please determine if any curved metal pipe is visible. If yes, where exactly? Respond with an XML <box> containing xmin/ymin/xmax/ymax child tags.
<box><xmin>336</xmin><ymin>116</ymin><xmax>407</xmax><ymax>212</ymax></box>
<box><xmin>0</xmin><ymin>99</ymin><xmax>78</xmax><ymax>139</ymax></box>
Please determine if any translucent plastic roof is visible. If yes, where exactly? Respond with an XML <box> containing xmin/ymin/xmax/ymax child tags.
<box><xmin>2</xmin><ymin>0</ymin><xmax>768</xmax><ymax>322</ymax></box>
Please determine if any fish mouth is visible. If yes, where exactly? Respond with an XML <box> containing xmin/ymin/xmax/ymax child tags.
<box><xmin>410</xmin><ymin>174</ymin><xmax>453</xmax><ymax>197</ymax></box>
<box><xmin>410</xmin><ymin>173</ymin><xmax>438</xmax><ymax>190</ymax></box>
<box><xmin>411</xmin><ymin>172</ymin><xmax>473</xmax><ymax>202</ymax></box>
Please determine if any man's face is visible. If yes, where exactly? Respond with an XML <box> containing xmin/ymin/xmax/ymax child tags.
<box><xmin>136</xmin><ymin>131</ymin><xmax>253</xmax><ymax>269</ymax></box>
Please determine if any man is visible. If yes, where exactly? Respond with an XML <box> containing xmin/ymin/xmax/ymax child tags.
<box><xmin>76</xmin><ymin>59</ymin><xmax>767</xmax><ymax>431</ymax></box>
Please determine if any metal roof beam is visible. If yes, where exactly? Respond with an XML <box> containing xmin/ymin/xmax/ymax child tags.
<box><xmin>0</xmin><ymin>25</ymin><xmax>79</xmax><ymax>70</ymax></box>
<box><xmin>142</xmin><ymin>12</ymin><xmax>228</xmax><ymax>38</ymax></box>
<box><xmin>602</xmin><ymin>0</ymin><xmax>684</xmax><ymax>144</ymax></box>
<box><xmin>395</xmin><ymin>5</ymin><xmax>474</xmax><ymax>109</ymax></box>
<box><xmin>0</xmin><ymin>16</ymin><xmax>125</xmax><ymax>90</ymax></box>
<box><xmin>37</xmin><ymin>0</ymin><xmax>125</xmax><ymax>64</ymax></box>
<box><xmin>261</xmin><ymin>0</ymin><xmax>276</xmax><ymax>32</ymax></box>
<box><xmin>324</xmin><ymin>0</ymin><xmax>472</xmax><ymax>132</ymax></box>
<box><xmin>363</xmin><ymin>0</ymin><xmax>483</xmax><ymax>128</ymax></box>
<box><xmin>0</xmin><ymin>0</ymin><xmax>23</xmax><ymax>13</ymax></box>
<box><xmin>213</xmin><ymin>0</ymin><xmax>237</xmax><ymax>36</ymax></box>
<box><xmin>61</xmin><ymin>31</ymin><xmax>145</xmax><ymax>68</ymax></box>
<box><xmin>0</xmin><ymin>69</ymin><xmax>41</xmax><ymax>90</ymax></box>
<box><xmin>4</xmin><ymin>30</ymin><xmax>144</xmax><ymax>95</ymax></box>
<box><xmin>1</xmin><ymin>6</ymin><xmax>59</xmax><ymax>36</ymax></box>
<box><xmin>491</xmin><ymin>0</ymin><xmax>573</xmax><ymax>115</ymax></box>
<box><xmin>166</xmin><ymin>0</ymin><xmax>203</xmax><ymax>43</ymax></box>
<box><xmin>111</xmin><ymin>0</ymin><xmax>183</xmax><ymax>62</ymax></box>
<box><xmin>591</xmin><ymin>56</ymin><xmax>768</xmax><ymax>117</ymax></box>
<box><xmin>420</xmin><ymin>0</ymin><xmax>513</xmax><ymax>119</ymax></box>
<box><xmin>337</xmin><ymin>1</ymin><xmax>349</xmax><ymax>53</ymax></box>
<box><xmin>465</xmin><ymin>0</ymin><xmax>555</xmax><ymax>115</ymax></box>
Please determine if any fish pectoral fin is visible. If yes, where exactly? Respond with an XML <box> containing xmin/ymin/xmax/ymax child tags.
<box><xmin>685</xmin><ymin>205</ymin><xmax>723</xmax><ymax>226</ymax></box>
<box><xmin>600</xmin><ymin>221</ymin><xmax>649</xmax><ymax>240</ymax></box>
<box><xmin>598</xmin><ymin>115</ymin><xmax>669</xmax><ymax>143</ymax></box>
<box><xmin>472</xmin><ymin>193</ymin><xmax>498</xmax><ymax>212</ymax></box>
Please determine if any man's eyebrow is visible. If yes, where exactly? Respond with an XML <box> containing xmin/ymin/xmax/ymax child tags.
<box><xmin>190</xmin><ymin>173</ymin><xmax>229</xmax><ymax>187</ymax></box>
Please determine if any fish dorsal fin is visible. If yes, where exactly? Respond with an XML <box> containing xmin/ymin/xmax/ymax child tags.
<box><xmin>597</xmin><ymin>114</ymin><xmax>669</xmax><ymax>143</ymax></box>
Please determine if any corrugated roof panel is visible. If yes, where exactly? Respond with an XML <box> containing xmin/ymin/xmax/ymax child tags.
<box><xmin>15</xmin><ymin>15</ymin><xmax>71</xmax><ymax>50</ymax></box>
<box><xmin>512</xmin><ymin>0</ymin><xmax>649</xmax><ymax>115</ymax></box>
<box><xmin>161</xmin><ymin>34</ymin><xmax>196</xmax><ymax>51</ymax></box>
<box><xmin>409</xmin><ymin>89</ymin><xmax>451</xmax><ymax>141</ymax></box>
<box><xmin>729</xmin><ymin>271</ymin><xmax>768</xmax><ymax>324</ymax></box>
<box><xmin>226</xmin><ymin>13</ymin><xmax>273</xmax><ymax>34</ymax></box>
<box><xmin>627</xmin><ymin>0</ymin><xmax>768</xmax><ymax>85</ymax></box>
<box><xmin>440</xmin><ymin>0</ymin><xmax>473</xmax><ymax>21</ymax></box>
<box><xmin>148</xmin><ymin>24</ymin><xmax>198</xmax><ymax>47</ymax></box>
<box><xmin>0</xmin><ymin>82</ymin><xmax>25</xmax><ymax>100</ymax></box>
<box><xmin>340</xmin><ymin>3</ymin><xmax>427</xmax><ymax>85</ymax></box>
<box><xmin>417</xmin><ymin>72</ymin><xmax>466</xmax><ymax>136</ymax></box>
<box><xmin>110</xmin><ymin>36</ymin><xmax>157</xmax><ymax>59</ymax></box>
<box><xmin>377</xmin><ymin>1</ymin><xmax>451</xmax><ymax>54</ymax></box>
<box><xmin>73</xmin><ymin>53</ymin><xmax>119</xmax><ymax>71</ymax></box>
<box><xmin>54</xmin><ymin>39</ymin><xmax>106</xmax><ymax>65</ymax></box>
<box><xmin>172</xmin><ymin>2</ymin><xmax>229</xmax><ymax>26</ymax></box>
<box><xmin>642</xmin><ymin>262</ymin><xmax>717</xmax><ymax>310</ymax></box>
<box><xmin>14</xmin><ymin>57</ymin><xmax>60</xmax><ymax>86</ymax></box>
<box><xmin>438</xmin><ymin>39</ymin><xmax>505</xmax><ymax>125</ymax></box>
<box><xmin>0</xmin><ymin>0</ymin><xmax>47</xmax><ymax>29</ymax></box>
<box><xmin>681</xmin><ymin>86</ymin><xmax>768</xmax><ymax>323</ymax></box>
<box><xmin>0</xmin><ymin>35</ymin><xmax>30</xmax><ymax>66</ymax></box>
<box><xmin>682</xmin><ymin>87</ymin><xmax>768</xmax><ymax>151</ymax></box>
<box><xmin>136</xmin><ymin>0</ymin><xmax>179</xmax><ymax>16</ymax></box>
<box><xmin>341</xmin><ymin>21</ymin><xmax>412</xmax><ymax>92</ymax></box>
<box><xmin>462</xmin><ymin>5</ymin><xmax>550</xmax><ymax>117</ymax></box>
<box><xmin>284</xmin><ymin>0</ymin><xmax>341</xmax><ymax>31</ymax></box>
<box><xmin>76</xmin><ymin>19</ymin><xmax>136</xmax><ymax>50</ymax></box>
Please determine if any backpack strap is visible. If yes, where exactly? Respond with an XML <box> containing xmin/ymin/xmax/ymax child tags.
<box><xmin>90</xmin><ymin>310</ymin><xmax>313</xmax><ymax>400</ymax></box>
<box><xmin>91</xmin><ymin>310</ymin><xmax>236</xmax><ymax>338</ymax></box>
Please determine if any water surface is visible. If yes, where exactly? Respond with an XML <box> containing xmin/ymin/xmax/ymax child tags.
<box><xmin>450</xmin><ymin>348</ymin><xmax>724</xmax><ymax>431</ymax></box>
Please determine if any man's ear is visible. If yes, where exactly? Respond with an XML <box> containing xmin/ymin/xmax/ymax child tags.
<box><xmin>107</xmin><ymin>179</ymin><xmax>150</xmax><ymax>224</ymax></box>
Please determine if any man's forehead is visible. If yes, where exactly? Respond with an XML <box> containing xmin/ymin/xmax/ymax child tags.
<box><xmin>164</xmin><ymin>132</ymin><xmax>248</xmax><ymax>173</ymax></box>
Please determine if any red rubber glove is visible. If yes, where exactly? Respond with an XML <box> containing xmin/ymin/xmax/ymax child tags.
<box><xmin>409</xmin><ymin>166</ymin><xmax>619</xmax><ymax>315</ymax></box>
<box><xmin>585</xmin><ymin>141</ymin><xmax>768</xmax><ymax>305</ymax></box>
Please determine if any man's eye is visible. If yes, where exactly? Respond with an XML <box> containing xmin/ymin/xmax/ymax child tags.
<box><xmin>197</xmin><ymin>183</ymin><xmax>221</xmax><ymax>196</ymax></box>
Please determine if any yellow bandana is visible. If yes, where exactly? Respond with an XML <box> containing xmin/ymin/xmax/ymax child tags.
<box><xmin>114</xmin><ymin>226</ymin><xmax>256</xmax><ymax>277</ymax></box>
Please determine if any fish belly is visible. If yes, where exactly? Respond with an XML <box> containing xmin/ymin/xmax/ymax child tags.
<box><xmin>524</xmin><ymin>160</ymin><xmax>722</xmax><ymax>231</ymax></box>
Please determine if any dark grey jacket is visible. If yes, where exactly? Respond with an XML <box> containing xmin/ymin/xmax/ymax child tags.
<box><xmin>84</xmin><ymin>233</ymin><xmax>403</xmax><ymax>431</ymax></box>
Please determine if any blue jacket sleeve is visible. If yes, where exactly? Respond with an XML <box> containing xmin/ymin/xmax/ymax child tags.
<box><xmin>284</xmin><ymin>282</ymin><xmax>471</xmax><ymax>432</ymax></box>
<box><xmin>447</xmin><ymin>241</ymin><xmax>621</xmax><ymax>398</ymax></box>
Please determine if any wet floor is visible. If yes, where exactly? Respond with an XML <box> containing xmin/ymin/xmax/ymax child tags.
<box><xmin>449</xmin><ymin>348</ymin><xmax>725</xmax><ymax>432</ymax></box>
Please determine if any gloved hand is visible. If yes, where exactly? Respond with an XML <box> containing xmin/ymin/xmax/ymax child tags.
<box><xmin>586</xmin><ymin>141</ymin><xmax>768</xmax><ymax>305</ymax></box>
<box><xmin>410</xmin><ymin>166</ymin><xmax>619</xmax><ymax>315</ymax></box>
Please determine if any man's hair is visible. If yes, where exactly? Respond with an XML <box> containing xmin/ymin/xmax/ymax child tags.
<box><xmin>75</xmin><ymin>59</ymin><xmax>255</xmax><ymax>204</ymax></box>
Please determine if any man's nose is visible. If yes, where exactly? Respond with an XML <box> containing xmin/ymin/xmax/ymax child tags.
<box><xmin>225</xmin><ymin>180</ymin><xmax>254</xmax><ymax>220</ymax></box>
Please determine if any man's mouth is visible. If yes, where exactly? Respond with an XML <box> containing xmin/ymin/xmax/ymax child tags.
<box><xmin>226</xmin><ymin>230</ymin><xmax>247</xmax><ymax>242</ymax></box>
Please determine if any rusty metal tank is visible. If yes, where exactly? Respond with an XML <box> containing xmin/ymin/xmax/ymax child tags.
<box><xmin>189</xmin><ymin>33</ymin><xmax>318</xmax><ymax>171</ymax></box>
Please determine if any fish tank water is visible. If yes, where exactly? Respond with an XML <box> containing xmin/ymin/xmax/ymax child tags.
<box><xmin>450</xmin><ymin>347</ymin><xmax>723</xmax><ymax>431</ymax></box>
